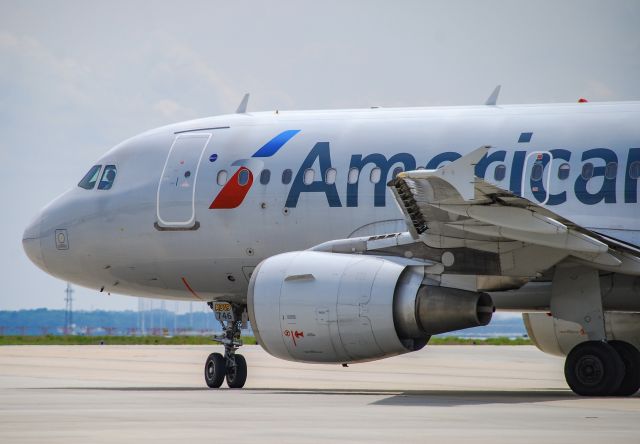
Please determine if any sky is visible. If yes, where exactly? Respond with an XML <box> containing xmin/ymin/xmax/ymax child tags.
<box><xmin>1</xmin><ymin>0</ymin><xmax>639</xmax><ymax>312</ymax></box>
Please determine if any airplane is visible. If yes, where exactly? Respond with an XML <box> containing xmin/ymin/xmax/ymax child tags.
<box><xmin>22</xmin><ymin>89</ymin><xmax>640</xmax><ymax>396</ymax></box>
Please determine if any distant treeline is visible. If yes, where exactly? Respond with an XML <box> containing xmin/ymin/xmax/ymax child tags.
<box><xmin>0</xmin><ymin>308</ymin><xmax>223</xmax><ymax>336</ymax></box>
<box><xmin>0</xmin><ymin>308</ymin><xmax>527</xmax><ymax>338</ymax></box>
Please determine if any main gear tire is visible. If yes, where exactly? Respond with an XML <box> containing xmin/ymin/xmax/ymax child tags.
<box><xmin>609</xmin><ymin>340</ymin><xmax>640</xmax><ymax>396</ymax></box>
<box><xmin>564</xmin><ymin>341</ymin><xmax>624</xmax><ymax>396</ymax></box>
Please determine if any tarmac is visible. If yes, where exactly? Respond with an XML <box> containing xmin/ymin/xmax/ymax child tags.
<box><xmin>0</xmin><ymin>345</ymin><xmax>638</xmax><ymax>443</ymax></box>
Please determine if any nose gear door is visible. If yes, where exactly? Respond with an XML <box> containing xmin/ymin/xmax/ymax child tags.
<box><xmin>156</xmin><ymin>133</ymin><xmax>211</xmax><ymax>229</ymax></box>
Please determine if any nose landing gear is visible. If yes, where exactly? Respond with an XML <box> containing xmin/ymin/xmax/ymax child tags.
<box><xmin>204</xmin><ymin>302</ymin><xmax>248</xmax><ymax>389</ymax></box>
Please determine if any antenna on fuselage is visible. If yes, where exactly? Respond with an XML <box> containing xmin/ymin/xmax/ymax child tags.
<box><xmin>484</xmin><ymin>85</ymin><xmax>501</xmax><ymax>106</ymax></box>
<box><xmin>236</xmin><ymin>93</ymin><xmax>250</xmax><ymax>113</ymax></box>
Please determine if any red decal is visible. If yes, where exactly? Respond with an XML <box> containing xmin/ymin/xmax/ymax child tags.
<box><xmin>210</xmin><ymin>167</ymin><xmax>254</xmax><ymax>209</ymax></box>
<box><xmin>181</xmin><ymin>277</ymin><xmax>203</xmax><ymax>300</ymax></box>
<box><xmin>283</xmin><ymin>329</ymin><xmax>304</xmax><ymax>347</ymax></box>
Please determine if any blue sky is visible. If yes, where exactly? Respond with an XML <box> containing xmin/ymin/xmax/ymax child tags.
<box><xmin>1</xmin><ymin>0</ymin><xmax>639</xmax><ymax>311</ymax></box>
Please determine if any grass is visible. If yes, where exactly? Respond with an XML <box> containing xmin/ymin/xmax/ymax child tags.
<box><xmin>429</xmin><ymin>336</ymin><xmax>532</xmax><ymax>345</ymax></box>
<box><xmin>0</xmin><ymin>335</ymin><xmax>257</xmax><ymax>346</ymax></box>
<box><xmin>0</xmin><ymin>335</ymin><xmax>530</xmax><ymax>346</ymax></box>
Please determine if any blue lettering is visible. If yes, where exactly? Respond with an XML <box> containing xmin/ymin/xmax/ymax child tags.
<box><xmin>509</xmin><ymin>151</ymin><xmax>526</xmax><ymax>196</ymax></box>
<box><xmin>624</xmin><ymin>148</ymin><xmax>640</xmax><ymax>203</ymax></box>
<box><xmin>575</xmin><ymin>148</ymin><xmax>617</xmax><ymax>205</ymax></box>
<box><xmin>425</xmin><ymin>152</ymin><xmax>461</xmax><ymax>169</ymax></box>
<box><xmin>347</xmin><ymin>153</ymin><xmax>416</xmax><ymax>207</ymax></box>
<box><xmin>545</xmin><ymin>149</ymin><xmax>571</xmax><ymax>205</ymax></box>
<box><xmin>475</xmin><ymin>150</ymin><xmax>506</xmax><ymax>178</ymax></box>
<box><xmin>285</xmin><ymin>142</ymin><xmax>342</xmax><ymax>208</ymax></box>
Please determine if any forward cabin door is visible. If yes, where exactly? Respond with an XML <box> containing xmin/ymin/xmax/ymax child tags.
<box><xmin>156</xmin><ymin>133</ymin><xmax>211</xmax><ymax>229</ymax></box>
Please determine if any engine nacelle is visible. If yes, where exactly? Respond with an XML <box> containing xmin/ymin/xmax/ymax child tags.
<box><xmin>523</xmin><ymin>312</ymin><xmax>640</xmax><ymax>357</ymax></box>
<box><xmin>248</xmin><ymin>251</ymin><xmax>493</xmax><ymax>364</ymax></box>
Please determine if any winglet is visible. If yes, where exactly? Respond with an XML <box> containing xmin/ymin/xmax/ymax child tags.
<box><xmin>400</xmin><ymin>146</ymin><xmax>490</xmax><ymax>201</ymax></box>
<box><xmin>484</xmin><ymin>85</ymin><xmax>501</xmax><ymax>106</ymax></box>
<box><xmin>236</xmin><ymin>93</ymin><xmax>250</xmax><ymax>113</ymax></box>
<box><xmin>432</xmin><ymin>145</ymin><xmax>490</xmax><ymax>200</ymax></box>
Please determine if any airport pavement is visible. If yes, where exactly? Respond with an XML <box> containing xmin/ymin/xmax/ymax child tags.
<box><xmin>0</xmin><ymin>345</ymin><xmax>638</xmax><ymax>443</ymax></box>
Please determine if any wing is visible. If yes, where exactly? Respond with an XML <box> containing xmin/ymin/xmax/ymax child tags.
<box><xmin>313</xmin><ymin>147</ymin><xmax>640</xmax><ymax>291</ymax></box>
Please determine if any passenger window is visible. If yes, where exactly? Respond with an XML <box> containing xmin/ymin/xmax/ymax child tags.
<box><xmin>605</xmin><ymin>162</ymin><xmax>617</xmax><ymax>180</ymax></box>
<box><xmin>303</xmin><ymin>169</ymin><xmax>315</xmax><ymax>185</ymax></box>
<box><xmin>348</xmin><ymin>168</ymin><xmax>359</xmax><ymax>184</ymax></box>
<box><xmin>217</xmin><ymin>170</ymin><xmax>228</xmax><ymax>186</ymax></box>
<box><xmin>282</xmin><ymin>169</ymin><xmax>292</xmax><ymax>185</ymax></box>
<box><xmin>558</xmin><ymin>163</ymin><xmax>570</xmax><ymax>180</ymax></box>
<box><xmin>97</xmin><ymin>165</ymin><xmax>117</xmax><ymax>190</ymax></box>
<box><xmin>531</xmin><ymin>163</ymin><xmax>543</xmax><ymax>181</ymax></box>
<box><xmin>494</xmin><ymin>164</ymin><xmax>506</xmax><ymax>181</ymax></box>
<box><xmin>581</xmin><ymin>163</ymin><xmax>594</xmax><ymax>180</ymax></box>
<box><xmin>78</xmin><ymin>165</ymin><xmax>102</xmax><ymax>190</ymax></box>
<box><xmin>238</xmin><ymin>168</ymin><xmax>250</xmax><ymax>186</ymax></box>
<box><xmin>325</xmin><ymin>168</ymin><xmax>337</xmax><ymax>185</ymax></box>
<box><xmin>392</xmin><ymin>167</ymin><xmax>404</xmax><ymax>179</ymax></box>
<box><xmin>260</xmin><ymin>169</ymin><xmax>270</xmax><ymax>185</ymax></box>
<box><xmin>370</xmin><ymin>167</ymin><xmax>382</xmax><ymax>184</ymax></box>
<box><xmin>630</xmin><ymin>161</ymin><xmax>640</xmax><ymax>180</ymax></box>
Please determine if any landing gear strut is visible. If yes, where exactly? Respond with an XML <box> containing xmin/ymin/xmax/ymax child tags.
<box><xmin>204</xmin><ymin>302</ymin><xmax>248</xmax><ymax>389</ymax></box>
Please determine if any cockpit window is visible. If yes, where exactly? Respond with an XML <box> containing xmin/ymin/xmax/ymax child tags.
<box><xmin>98</xmin><ymin>165</ymin><xmax>117</xmax><ymax>190</ymax></box>
<box><xmin>78</xmin><ymin>165</ymin><xmax>102</xmax><ymax>190</ymax></box>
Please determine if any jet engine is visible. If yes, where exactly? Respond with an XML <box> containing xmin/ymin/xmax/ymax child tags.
<box><xmin>248</xmin><ymin>251</ymin><xmax>493</xmax><ymax>363</ymax></box>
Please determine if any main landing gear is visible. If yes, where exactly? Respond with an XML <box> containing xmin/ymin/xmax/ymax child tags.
<box><xmin>564</xmin><ymin>340</ymin><xmax>640</xmax><ymax>396</ymax></box>
<box><xmin>204</xmin><ymin>302</ymin><xmax>248</xmax><ymax>389</ymax></box>
<box><xmin>552</xmin><ymin>264</ymin><xmax>640</xmax><ymax>396</ymax></box>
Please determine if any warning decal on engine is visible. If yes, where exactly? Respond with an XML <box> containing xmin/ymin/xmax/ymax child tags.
<box><xmin>283</xmin><ymin>329</ymin><xmax>304</xmax><ymax>346</ymax></box>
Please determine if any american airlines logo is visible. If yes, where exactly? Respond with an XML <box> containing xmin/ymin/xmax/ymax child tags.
<box><xmin>210</xmin><ymin>130</ymin><xmax>640</xmax><ymax>209</ymax></box>
<box><xmin>209</xmin><ymin>130</ymin><xmax>300</xmax><ymax>209</ymax></box>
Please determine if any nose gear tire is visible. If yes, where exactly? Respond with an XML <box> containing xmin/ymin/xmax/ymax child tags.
<box><xmin>204</xmin><ymin>352</ymin><xmax>226</xmax><ymax>388</ymax></box>
<box><xmin>226</xmin><ymin>354</ymin><xmax>247</xmax><ymax>389</ymax></box>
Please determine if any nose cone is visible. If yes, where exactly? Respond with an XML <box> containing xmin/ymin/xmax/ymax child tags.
<box><xmin>22</xmin><ymin>215</ymin><xmax>47</xmax><ymax>272</ymax></box>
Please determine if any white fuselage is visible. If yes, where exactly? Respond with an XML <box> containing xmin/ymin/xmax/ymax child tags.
<box><xmin>22</xmin><ymin>101</ymin><xmax>640</xmax><ymax>304</ymax></box>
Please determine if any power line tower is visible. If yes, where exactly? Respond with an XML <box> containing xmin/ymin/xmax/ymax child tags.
<box><xmin>64</xmin><ymin>283</ymin><xmax>74</xmax><ymax>335</ymax></box>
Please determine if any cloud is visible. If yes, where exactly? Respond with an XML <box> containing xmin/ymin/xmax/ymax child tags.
<box><xmin>152</xmin><ymin>98</ymin><xmax>198</xmax><ymax>120</ymax></box>
<box><xmin>584</xmin><ymin>80</ymin><xmax>616</xmax><ymax>101</ymax></box>
<box><xmin>0</xmin><ymin>31</ymin><xmax>93</xmax><ymax>107</ymax></box>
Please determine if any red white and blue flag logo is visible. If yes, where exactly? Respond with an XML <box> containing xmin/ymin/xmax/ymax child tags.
<box><xmin>209</xmin><ymin>130</ymin><xmax>300</xmax><ymax>209</ymax></box>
